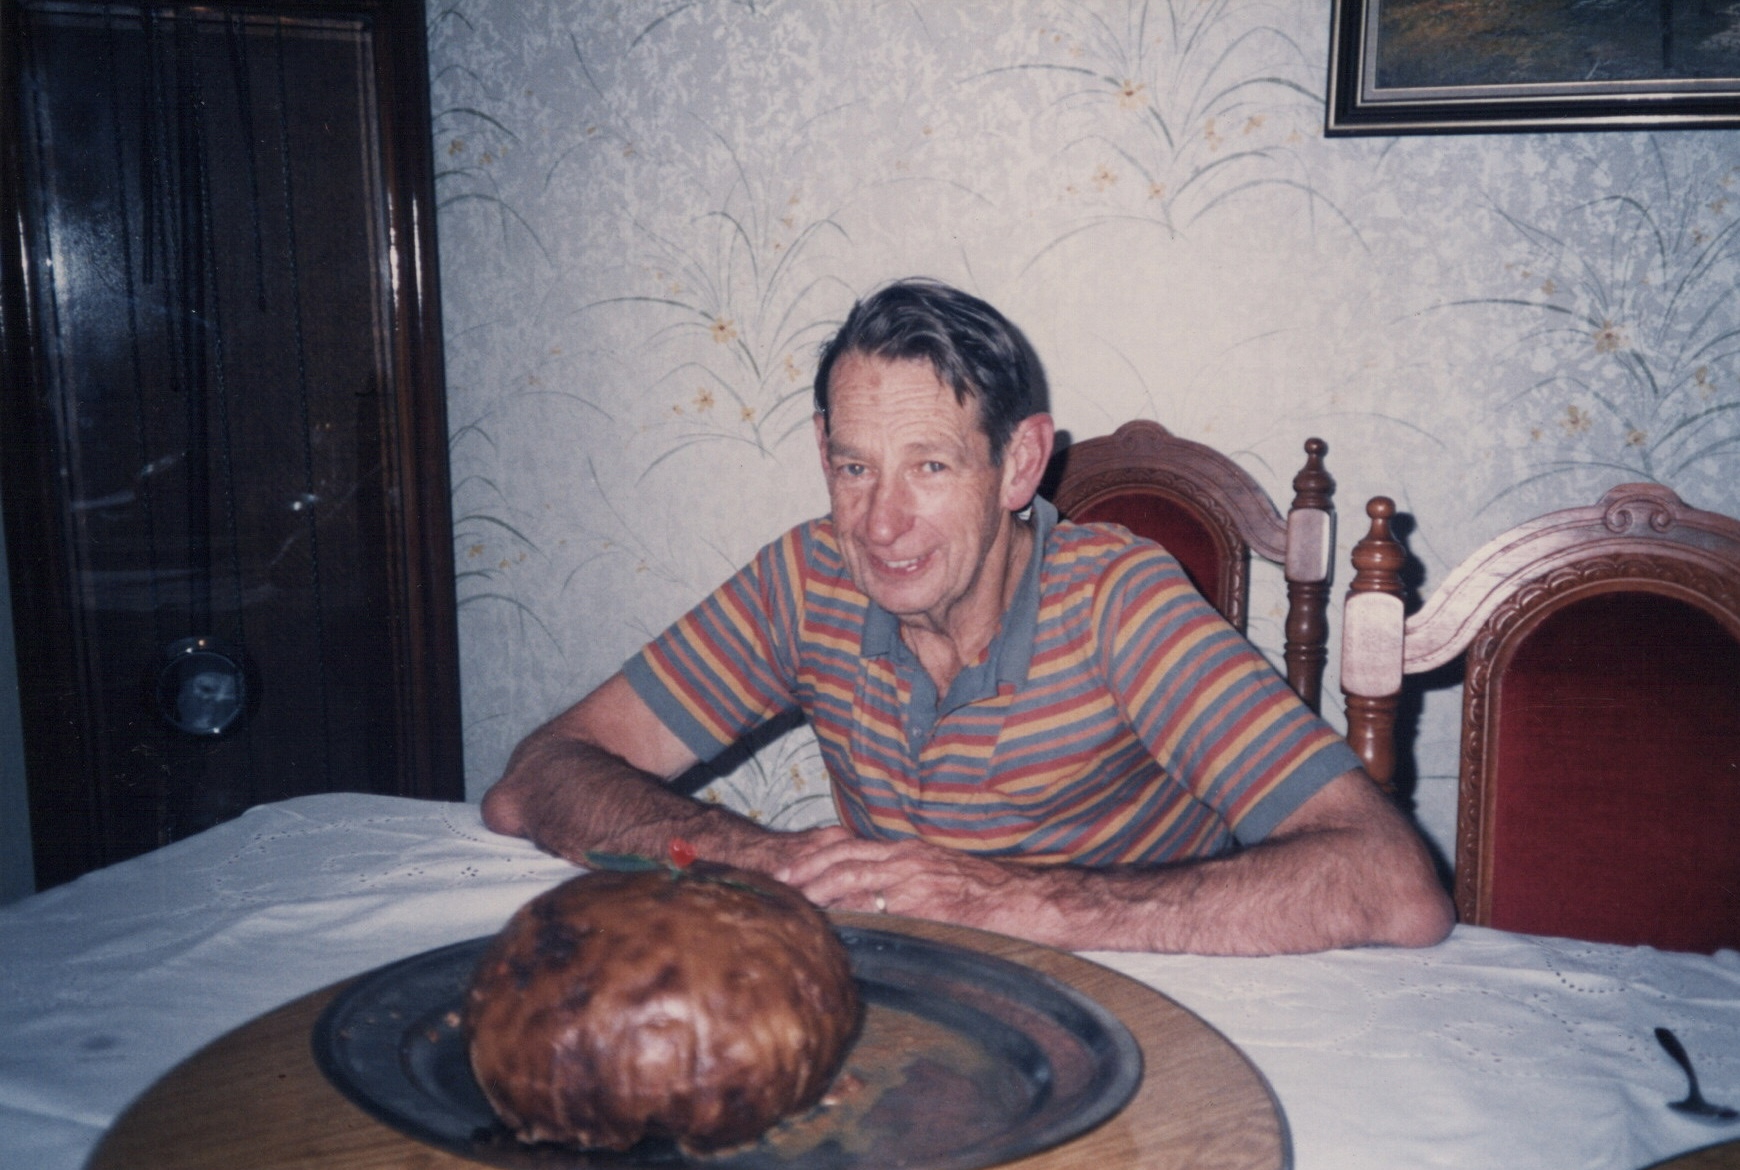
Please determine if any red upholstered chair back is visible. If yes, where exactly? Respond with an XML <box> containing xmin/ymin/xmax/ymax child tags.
<box><xmin>1481</xmin><ymin>589</ymin><xmax>1740</xmax><ymax>951</ymax></box>
<box><xmin>1050</xmin><ymin>420</ymin><xmax>1336</xmax><ymax>712</ymax></box>
<box><xmin>1061</xmin><ymin>492</ymin><xmax>1231</xmax><ymax>616</ymax></box>
<box><xmin>1340</xmin><ymin>485</ymin><xmax>1740</xmax><ymax>951</ymax></box>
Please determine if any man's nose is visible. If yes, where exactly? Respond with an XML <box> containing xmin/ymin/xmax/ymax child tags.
<box><xmin>865</xmin><ymin>475</ymin><xmax>913</xmax><ymax>543</ymax></box>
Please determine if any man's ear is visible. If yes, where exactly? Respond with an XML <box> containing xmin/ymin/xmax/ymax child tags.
<box><xmin>1000</xmin><ymin>413</ymin><xmax>1056</xmax><ymax>512</ymax></box>
<box><xmin>813</xmin><ymin>412</ymin><xmax>830</xmax><ymax>477</ymax></box>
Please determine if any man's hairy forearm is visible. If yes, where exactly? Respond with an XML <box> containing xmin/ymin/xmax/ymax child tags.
<box><xmin>967</xmin><ymin>820</ymin><xmax>1450</xmax><ymax>954</ymax></box>
<box><xmin>481</xmin><ymin>732</ymin><xmax>787</xmax><ymax>872</ymax></box>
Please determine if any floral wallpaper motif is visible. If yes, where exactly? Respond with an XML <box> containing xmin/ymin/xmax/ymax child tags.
<box><xmin>1470</xmin><ymin>147</ymin><xmax>1739</xmax><ymax>510</ymax></box>
<box><xmin>427</xmin><ymin>0</ymin><xmax>1740</xmax><ymax>866</ymax></box>
<box><xmin>990</xmin><ymin>0</ymin><xmax>1349</xmax><ymax>247</ymax></box>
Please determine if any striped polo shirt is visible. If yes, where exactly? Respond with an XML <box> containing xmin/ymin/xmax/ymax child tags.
<box><xmin>624</xmin><ymin>497</ymin><xmax>1359</xmax><ymax>866</ymax></box>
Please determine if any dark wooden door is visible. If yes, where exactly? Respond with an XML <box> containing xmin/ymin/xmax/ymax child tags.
<box><xmin>1</xmin><ymin>0</ymin><xmax>461</xmax><ymax>889</ymax></box>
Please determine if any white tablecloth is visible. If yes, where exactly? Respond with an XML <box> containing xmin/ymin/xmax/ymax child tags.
<box><xmin>1</xmin><ymin>794</ymin><xmax>1735</xmax><ymax>1170</ymax></box>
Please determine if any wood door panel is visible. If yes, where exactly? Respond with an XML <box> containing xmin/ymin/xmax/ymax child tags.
<box><xmin>2</xmin><ymin>0</ymin><xmax>461</xmax><ymax>889</ymax></box>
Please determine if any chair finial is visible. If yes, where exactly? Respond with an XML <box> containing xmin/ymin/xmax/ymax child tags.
<box><xmin>1348</xmin><ymin>497</ymin><xmax>1405</xmax><ymax>598</ymax></box>
<box><xmin>1290</xmin><ymin>438</ymin><xmax>1334</xmax><ymax>514</ymax></box>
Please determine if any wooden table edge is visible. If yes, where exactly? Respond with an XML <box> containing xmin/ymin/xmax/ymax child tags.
<box><xmin>90</xmin><ymin>913</ymin><xmax>1289</xmax><ymax>1170</ymax></box>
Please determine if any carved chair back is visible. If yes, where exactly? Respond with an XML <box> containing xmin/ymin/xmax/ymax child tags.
<box><xmin>1050</xmin><ymin>420</ymin><xmax>1335</xmax><ymax>711</ymax></box>
<box><xmin>1340</xmin><ymin>485</ymin><xmax>1740</xmax><ymax>952</ymax></box>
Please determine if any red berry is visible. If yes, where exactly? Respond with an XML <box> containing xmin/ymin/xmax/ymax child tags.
<box><xmin>668</xmin><ymin>837</ymin><xmax>697</xmax><ymax>868</ymax></box>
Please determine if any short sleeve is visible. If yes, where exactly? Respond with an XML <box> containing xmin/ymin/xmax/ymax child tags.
<box><xmin>1093</xmin><ymin>545</ymin><xmax>1360</xmax><ymax>844</ymax></box>
<box><xmin>623</xmin><ymin>529</ymin><xmax>807</xmax><ymax>763</ymax></box>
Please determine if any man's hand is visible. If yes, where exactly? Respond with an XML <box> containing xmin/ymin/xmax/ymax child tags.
<box><xmin>730</xmin><ymin>823</ymin><xmax>856</xmax><ymax>879</ymax></box>
<box><xmin>778</xmin><ymin>769</ymin><xmax>1455</xmax><ymax>955</ymax></box>
<box><xmin>777</xmin><ymin>836</ymin><xmax>1088</xmax><ymax>946</ymax></box>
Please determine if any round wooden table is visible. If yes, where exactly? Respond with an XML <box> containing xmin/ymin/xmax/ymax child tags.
<box><xmin>1646</xmin><ymin>1141</ymin><xmax>1740</xmax><ymax>1169</ymax></box>
<box><xmin>90</xmin><ymin>913</ymin><xmax>1289</xmax><ymax>1169</ymax></box>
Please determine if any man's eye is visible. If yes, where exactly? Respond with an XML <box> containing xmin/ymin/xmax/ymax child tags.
<box><xmin>923</xmin><ymin>461</ymin><xmax>948</xmax><ymax>473</ymax></box>
<box><xmin>837</xmin><ymin>463</ymin><xmax>867</xmax><ymax>477</ymax></box>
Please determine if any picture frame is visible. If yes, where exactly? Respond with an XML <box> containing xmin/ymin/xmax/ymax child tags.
<box><xmin>1326</xmin><ymin>0</ymin><xmax>1740</xmax><ymax>135</ymax></box>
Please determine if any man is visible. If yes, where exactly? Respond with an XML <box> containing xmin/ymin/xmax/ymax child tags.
<box><xmin>482</xmin><ymin>279</ymin><xmax>1453</xmax><ymax>955</ymax></box>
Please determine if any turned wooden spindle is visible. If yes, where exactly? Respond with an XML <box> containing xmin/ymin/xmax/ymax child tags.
<box><xmin>1340</xmin><ymin>496</ymin><xmax>1407</xmax><ymax>795</ymax></box>
<box><xmin>1283</xmin><ymin>438</ymin><xmax>1334</xmax><ymax>713</ymax></box>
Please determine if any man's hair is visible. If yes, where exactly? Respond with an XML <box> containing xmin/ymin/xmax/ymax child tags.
<box><xmin>813</xmin><ymin>278</ymin><xmax>1048</xmax><ymax>464</ymax></box>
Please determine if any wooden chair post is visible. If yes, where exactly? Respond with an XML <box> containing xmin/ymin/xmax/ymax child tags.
<box><xmin>1282</xmin><ymin>438</ymin><xmax>1334</xmax><ymax>712</ymax></box>
<box><xmin>1339</xmin><ymin>497</ymin><xmax>1407</xmax><ymax>794</ymax></box>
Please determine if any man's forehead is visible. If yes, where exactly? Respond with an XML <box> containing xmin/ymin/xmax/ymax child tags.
<box><xmin>825</xmin><ymin>425</ymin><xmax>978</xmax><ymax>459</ymax></box>
<box><xmin>824</xmin><ymin>397</ymin><xmax>986</xmax><ymax>459</ymax></box>
<box><xmin>828</xmin><ymin>354</ymin><xmax>981</xmax><ymax>423</ymax></box>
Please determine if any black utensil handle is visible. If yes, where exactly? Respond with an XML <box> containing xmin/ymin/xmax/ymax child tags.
<box><xmin>1658</xmin><ymin>1027</ymin><xmax>1698</xmax><ymax>1082</ymax></box>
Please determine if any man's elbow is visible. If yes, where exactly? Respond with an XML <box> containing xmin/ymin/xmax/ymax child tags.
<box><xmin>1379</xmin><ymin>865</ymin><xmax>1456</xmax><ymax>948</ymax></box>
<box><xmin>480</xmin><ymin>782</ymin><xmax>526</xmax><ymax>838</ymax></box>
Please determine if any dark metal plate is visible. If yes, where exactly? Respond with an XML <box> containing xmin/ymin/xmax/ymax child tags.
<box><xmin>312</xmin><ymin>927</ymin><xmax>1143</xmax><ymax>1170</ymax></box>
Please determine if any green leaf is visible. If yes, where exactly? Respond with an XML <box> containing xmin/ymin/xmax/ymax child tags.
<box><xmin>581</xmin><ymin>850</ymin><xmax>666</xmax><ymax>872</ymax></box>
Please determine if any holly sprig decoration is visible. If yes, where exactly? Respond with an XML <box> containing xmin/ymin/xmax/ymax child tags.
<box><xmin>581</xmin><ymin>837</ymin><xmax>696</xmax><ymax>873</ymax></box>
<box><xmin>580</xmin><ymin>838</ymin><xmax>773</xmax><ymax>899</ymax></box>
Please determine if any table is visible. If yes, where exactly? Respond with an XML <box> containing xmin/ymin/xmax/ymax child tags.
<box><xmin>3</xmin><ymin>794</ymin><xmax>1738</xmax><ymax>1169</ymax></box>
<box><xmin>85</xmin><ymin>913</ymin><xmax>1285</xmax><ymax>1169</ymax></box>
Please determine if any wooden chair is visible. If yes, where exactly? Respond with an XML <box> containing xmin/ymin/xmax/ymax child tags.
<box><xmin>1340</xmin><ymin>484</ymin><xmax>1740</xmax><ymax>952</ymax></box>
<box><xmin>1050</xmin><ymin>421</ymin><xmax>1335</xmax><ymax>711</ymax></box>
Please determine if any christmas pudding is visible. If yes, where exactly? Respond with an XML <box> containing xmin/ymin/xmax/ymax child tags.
<box><xmin>464</xmin><ymin>851</ymin><xmax>860</xmax><ymax>1153</ymax></box>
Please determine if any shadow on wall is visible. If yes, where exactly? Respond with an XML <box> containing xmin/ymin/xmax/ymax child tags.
<box><xmin>1373</xmin><ymin>508</ymin><xmax>1460</xmax><ymax>890</ymax></box>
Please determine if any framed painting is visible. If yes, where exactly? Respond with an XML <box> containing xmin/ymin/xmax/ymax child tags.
<box><xmin>1327</xmin><ymin>0</ymin><xmax>1740</xmax><ymax>134</ymax></box>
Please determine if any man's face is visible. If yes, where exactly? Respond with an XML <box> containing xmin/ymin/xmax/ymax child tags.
<box><xmin>816</xmin><ymin>353</ymin><xmax>1017</xmax><ymax>633</ymax></box>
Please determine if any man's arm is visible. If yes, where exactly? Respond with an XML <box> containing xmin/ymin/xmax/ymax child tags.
<box><xmin>481</xmin><ymin>673</ymin><xmax>849</xmax><ymax>875</ymax></box>
<box><xmin>779</xmin><ymin>768</ymin><xmax>1454</xmax><ymax>955</ymax></box>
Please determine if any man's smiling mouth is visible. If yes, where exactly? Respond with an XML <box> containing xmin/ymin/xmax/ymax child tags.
<box><xmin>872</xmin><ymin>552</ymin><xmax>928</xmax><ymax>574</ymax></box>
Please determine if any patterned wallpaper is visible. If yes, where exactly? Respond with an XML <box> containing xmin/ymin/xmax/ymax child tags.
<box><xmin>426</xmin><ymin>0</ymin><xmax>1740</xmax><ymax>870</ymax></box>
